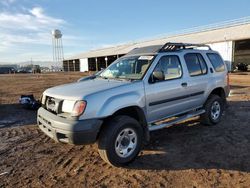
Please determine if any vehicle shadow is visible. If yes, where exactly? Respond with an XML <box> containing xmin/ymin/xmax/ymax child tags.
<box><xmin>127</xmin><ymin>100</ymin><xmax>250</xmax><ymax>172</ymax></box>
<box><xmin>0</xmin><ymin>103</ymin><xmax>37</xmax><ymax>128</ymax></box>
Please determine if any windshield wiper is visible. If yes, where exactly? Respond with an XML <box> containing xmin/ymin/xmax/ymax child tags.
<box><xmin>97</xmin><ymin>75</ymin><xmax>108</xmax><ymax>79</ymax></box>
<box><xmin>114</xmin><ymin>76</ymin><xmax>137</xmax><ymax>82</ymax></box>
<box><xmin>98</xmin><ymin>75</ymin><xmax>135</xmax><ymax>82</ymax></box>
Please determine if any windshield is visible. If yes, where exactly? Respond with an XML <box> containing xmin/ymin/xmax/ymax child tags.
<box><xmin>99</xmin><ymin>55</ymin><xmax>154</xmax><ymax>80</ymax></box>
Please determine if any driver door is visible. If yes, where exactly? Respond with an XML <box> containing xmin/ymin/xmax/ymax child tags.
<box><xmin>144</xmin><ymin>54</ymin><xmax>189</xmax><ymax>123</ymax></box>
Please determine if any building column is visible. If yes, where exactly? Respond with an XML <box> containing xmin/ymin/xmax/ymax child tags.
<box><xmin>67</xmin><ymin>60</ymin><xmax>70</xmax><ymax>72</ymax></box>
<box><xmin>105</xmin><ymin>57</ymin><xmax>108</xmax><ymax>68</ymax></box>
<box><xmin>95</xmin><ymin>57</ymin><xmax>98</xmax><ymax>71</ymax></box>
<box><xmin>73</xmin><ymin>60</ymin><xmax>75</xmax><ymax>72</ymax></box>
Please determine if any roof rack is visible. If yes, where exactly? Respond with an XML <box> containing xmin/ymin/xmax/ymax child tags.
<box><xmin>159</xmin><ymin>42</ymin><xmax>211</xmax><ymax>52</ymax></box>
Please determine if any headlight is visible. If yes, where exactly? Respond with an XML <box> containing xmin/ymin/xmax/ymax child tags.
<box><xmin>71</xmin><ymin>100</ymin><xmax>87</xmax><ymax>117</ymax></box>
<box><xmin>62</xmin><ymin>100</ymin><xmax>75</xmax><ymax>113</ymax></box>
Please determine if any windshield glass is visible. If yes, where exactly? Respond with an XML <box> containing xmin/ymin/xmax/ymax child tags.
<box><xmin>100</xmin><ymin>55</ymin><xmax>154</xmax><ymax>80</ymax></box>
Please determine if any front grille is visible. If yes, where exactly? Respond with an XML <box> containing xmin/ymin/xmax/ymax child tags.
<box><xmin>44</xmin><ymin>96</ymin><xmax>63</xmax><ymax>115</ymax></box>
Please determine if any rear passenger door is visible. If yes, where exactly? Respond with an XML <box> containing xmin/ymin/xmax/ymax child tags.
<box><xmin>183</xmin><ymin>53</ymin><xmax>209</xmax><ymax>107</ymax></box>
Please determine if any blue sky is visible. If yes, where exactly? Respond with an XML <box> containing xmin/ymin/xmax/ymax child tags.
<box><xmin>1</xmin><ymin>0</ymin><xmax>250</xmax><ymax>63</ymax></box>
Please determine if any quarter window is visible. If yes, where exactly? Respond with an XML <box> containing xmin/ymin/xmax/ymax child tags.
<box><xmin>184</xmin><ymin>53</ymin><xmax>208</xmax><ymax>76</ymax></box>
<box><xmin>154</xmin><ymin>55</ymin><xmax>182</xmax><ymax>81</ymax></box>
<box><xmin>207</xmin><ymin>53</ymin><xmax>225</xmax><ymax>72</ymax></box>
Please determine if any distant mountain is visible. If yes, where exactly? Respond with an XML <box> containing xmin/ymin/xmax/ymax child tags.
<box><xmin>0</xmin><ymin>64</ymin><xmax>19</xmax><ymax>69</ymax></box>
<box><xmin>0</xmin><ymin>61</ymin><xmax>62</xmax><ymax>68</ymax></box>
<box><xmin>19</xmin><ymin>61</ymin><xmax>62</xmax><ymax>68</ymax></box>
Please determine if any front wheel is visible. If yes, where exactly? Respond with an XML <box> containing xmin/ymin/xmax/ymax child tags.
<box><xmin>200</xmin><ymin>94</ymin><xmax>224</xmax><ymax>125</ymax></box>
<box><xmin>98</xmin><ymin>115</ymin><xmax>143</xmax><ymax>166</ymax></box>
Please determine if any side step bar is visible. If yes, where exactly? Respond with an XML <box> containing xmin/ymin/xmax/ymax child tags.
<box><xmin>148</xmin><ymin>109</ymin><xmax>205</xmax><ymax>131</ymax></box>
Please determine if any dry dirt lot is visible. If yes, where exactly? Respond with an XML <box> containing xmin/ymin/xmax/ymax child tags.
<box><xmin>0</xmin><ymin>72</ymin><xmax>250</xmax><ymax>188</ymax></box>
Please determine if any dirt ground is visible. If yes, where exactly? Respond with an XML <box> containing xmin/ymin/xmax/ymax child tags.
<box><xmin>0</xmin><ymin>72</ymin><xmax>250</xmax><ymax>188</ymax></box>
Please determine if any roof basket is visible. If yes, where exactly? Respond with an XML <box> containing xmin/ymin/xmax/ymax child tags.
<box><xmin>159</xmin><ymin>42</ymin><xmax>211</xmax><ymax>52</ymax></box>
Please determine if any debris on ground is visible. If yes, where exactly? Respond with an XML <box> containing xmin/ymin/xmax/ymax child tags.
<box><xmin>19</xmin><ymin>94</ymin><xmax>41</xmax><ymax>110</ymax></box>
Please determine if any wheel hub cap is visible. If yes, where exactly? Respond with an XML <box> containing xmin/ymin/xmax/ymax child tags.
<box><xmin>115</xmin><ymin>128</ymin><xmax>137</xmax><ymax>158</ymax></box>
<box><xmin>211</xmin><ymin>101</ymin><xmax>221</xmax><ymax>120</ymax></box>
<box><xmin>121</xmin><ymin>137</ymin><xmax>130</xmax><ymax>147</ymax></box>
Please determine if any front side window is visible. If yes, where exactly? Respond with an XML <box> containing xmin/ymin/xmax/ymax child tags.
<box><xmin>154</xmin><ymin>55</ymin><xmax>182</xmax><ymax>80</ymax></box>
<box><xmin>184</xmin><ymin>53</ymin><xmax>208</xmax><ymax>76</ymax></box>
<box><xmin>207</xmin><ymin>53</ymin><xmax>225</xmax><ymax>72</ymax></box>
<box><xmin>100</xmin><ymin>55</ymin><xmax>154</xmax><ymax>80</ymax></box>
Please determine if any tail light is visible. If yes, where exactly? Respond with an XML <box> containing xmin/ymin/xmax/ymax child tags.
<box><xmin>72</xmin><ymin>100</ymin><xmax>87</xmax><ymax>117</ymax></box>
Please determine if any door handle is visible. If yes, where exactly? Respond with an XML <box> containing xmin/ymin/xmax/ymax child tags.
<box><xmin>181</xmin><ymin>82</ymin><xmax>188</xmax><ymax>87</ymax></box>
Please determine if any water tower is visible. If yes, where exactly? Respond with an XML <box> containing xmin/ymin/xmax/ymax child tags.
<box><xmin>51</xmin><ymin>29</ymin><xmax>64</xmax><ymax>68</ymax></box>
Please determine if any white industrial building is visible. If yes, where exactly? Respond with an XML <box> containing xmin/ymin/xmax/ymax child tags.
<box><xmin>63</xmin><ymin>17</ymin><xmax>250</xmax><ymax>72</ymax></box>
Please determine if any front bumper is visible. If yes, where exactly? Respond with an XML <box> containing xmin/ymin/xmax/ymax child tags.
<box><xmin>37</xmin><ymin>107</ymin><xmax>103</xmax><ymax>145</ymax></box>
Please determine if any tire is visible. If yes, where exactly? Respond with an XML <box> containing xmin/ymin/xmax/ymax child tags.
<box><xmin>200</xmin><ymin>94</ymin><xmax>224</xmax><ymax>126</ymax></box>
<box><xmin>98</xmin><ymin>115</ymin><xmax>143</xmax><ymax>166</ymax></box>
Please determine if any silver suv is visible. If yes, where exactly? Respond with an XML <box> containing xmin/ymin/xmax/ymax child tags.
<box><xmin>38</xmin><ymin>43</ymin><xmax>230</xmax><ymax>166</ymax></box>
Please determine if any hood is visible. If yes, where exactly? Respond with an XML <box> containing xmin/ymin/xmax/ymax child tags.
<box><xmin>44</xmin><ymin>78</ymin><xmax>130</xmax><ymax>100</ymax></box>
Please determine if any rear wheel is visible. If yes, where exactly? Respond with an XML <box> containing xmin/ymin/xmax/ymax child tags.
<box><xmin>98</xmin><ymin>115</ymin><xmax>143</xmax><ymax>166</ymax></box>
<box><xmin>200</xmin><ymin>94</ymin><xmax>224</xmax><ymax>125</ymax></box>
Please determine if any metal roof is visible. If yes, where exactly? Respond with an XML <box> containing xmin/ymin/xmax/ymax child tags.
<box><xmin>65</xmin><ymin>17</ymin><xmax>250</xmax><ymax>60</ymax></box>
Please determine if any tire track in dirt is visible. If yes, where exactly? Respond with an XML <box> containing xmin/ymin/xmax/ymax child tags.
<box><xmin>51</xmin><ymin>146</ymin><xmax>87</xmax><ymax>178</ymax></box>
<box><xmin>0</xmin><ymin>126</ymin><xmax>45</xmax><ymax>158</ymax></box>
<box><xmin>1</xmin><ymin>73</ymin><xmax>250</xmax><ymax>187</ymax></box>
<box><xmin>0</xmin><ymin>126</ymin><xmax>39</xmax><ymax>140</ymax></box>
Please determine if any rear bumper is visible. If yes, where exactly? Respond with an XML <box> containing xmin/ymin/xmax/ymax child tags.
<box><xmin>37</xmin><ymin>107</ymin><xmax>103</xmax><ymax>145</ymax></box>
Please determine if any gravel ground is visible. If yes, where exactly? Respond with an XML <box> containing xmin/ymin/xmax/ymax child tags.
<box><xmin>0</xmin><ymin>72</ymin><xmax>250</xmax><ymax>188</ymax></box>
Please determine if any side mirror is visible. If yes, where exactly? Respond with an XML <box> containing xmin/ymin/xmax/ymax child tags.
<box><xmin>152</xmin><ymin>70</ymin><xmax>165</xmax><ymax>82</ymax></box>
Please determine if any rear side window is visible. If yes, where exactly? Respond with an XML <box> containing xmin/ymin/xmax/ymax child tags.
<box><xmin>207</xmin><ymin>53</ymin><xmax>225</xmax><ymax>72</ymax></box>
<box><xmin>184</xmin><ymin>53</ymin><xmax>208</xmax><ymax>76</ymax></box>
<box><xmin>154</xmin><ymin>55</ymin><xmax>182</xmax><ymax>80</ymax></box>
